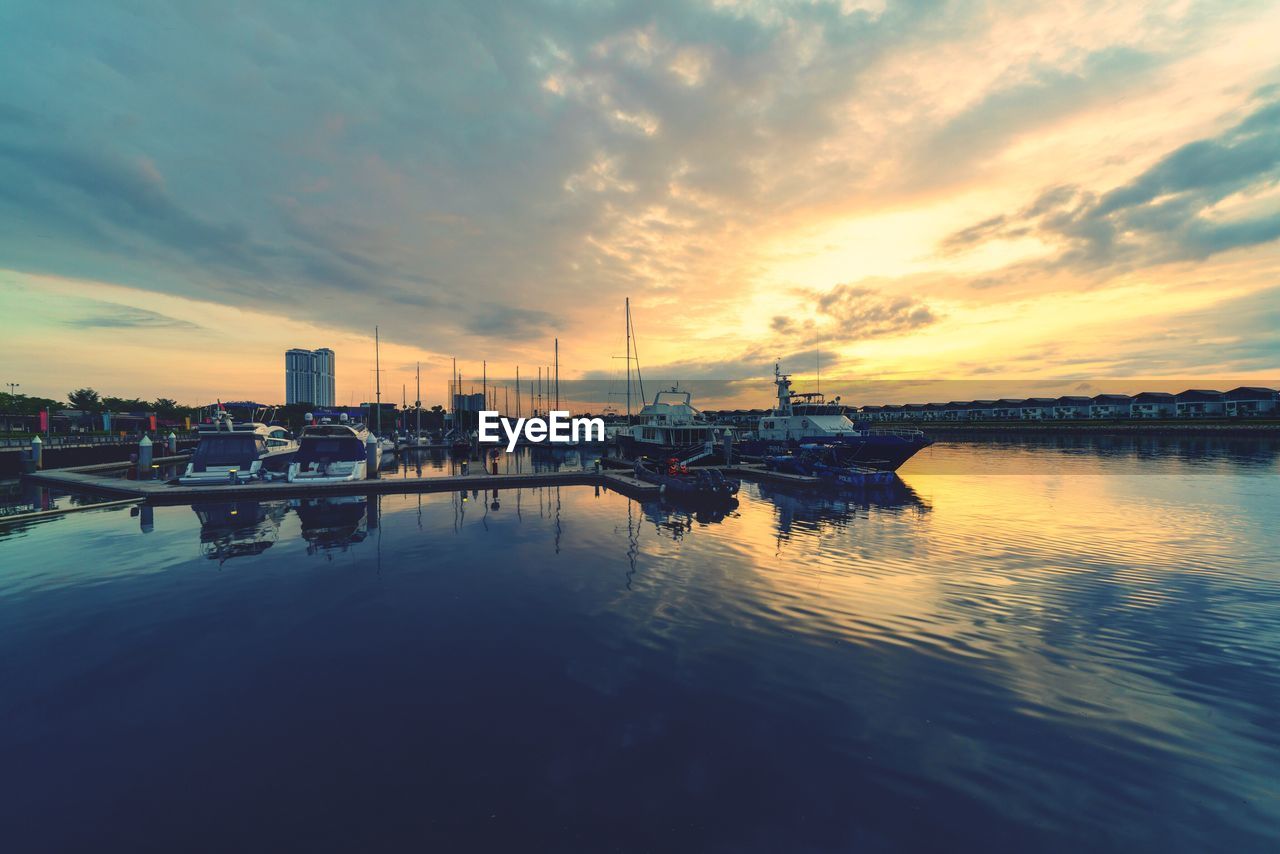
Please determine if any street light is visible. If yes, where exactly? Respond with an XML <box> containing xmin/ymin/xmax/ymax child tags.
<box><xmin>4</xmin><ymin>382</ymin><xmax>17</xmax><ymax>396</ymax></box>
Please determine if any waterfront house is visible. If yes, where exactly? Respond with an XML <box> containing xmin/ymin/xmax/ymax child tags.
<box><xmin>992</xmin><ymin>399</ymin><xmax>1024</xmax><ymax>420</ymax></box>
<box><xmin>943</xmin><ymin>402</ymin><xmax>971</xmax><ymax>422</ymax></box>
<box><xmin>902</xmin><ymin>404</ymin><xmax>928</xmax><ymax>422</ymax></box>
<box><xmin>1053</xmin><ymin>396</ymin><xmax>1092</xmax><ymax>419</ymax></box>
<box><xmin>879</xmin><ymin>404</ymin><xmax>905</xmax><ymax>422</ymax></box>
<box><xmin>1131</xmin><ymin>392</ymin><xmax>1175</xmax><ymax>419</ymax></box>
<box><xmin>859</xmin><ymin>405</ymin><xmax>884</xmax><ymax>422</ymax></box>
<box><xmin>924</xmin><ymin>403</ymin><xmax>948</xmax><ymax>422</ymax></box>
<box><xmin>1090</xmin><ymin>394</ymin><xmax>1132</xmax><ymax>419</ymax></box>
<box><xmin>967</xmin><ymin>400</ymin><xmax>997</xmax><ymax>420</ymax></box>
<box><xmin>1175</xmin><ymin>389</ymin><xmax>1225</xmax><ymax>418</ymax></box>
<box><xmin>1223</xmin><ymin>387</ymin><xmax>1278</xmax><ymax>417</ymax></box>
<box><xmin>1019</xmin><ymin>398</ymin><xmax>1057</xmax><ymax>420</ymax></box>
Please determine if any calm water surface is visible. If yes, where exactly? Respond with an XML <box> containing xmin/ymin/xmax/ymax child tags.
<box><xmin>1</xmin><ymin>438</ymin><xmax>1278</xmax><ymax>852</ymax></box>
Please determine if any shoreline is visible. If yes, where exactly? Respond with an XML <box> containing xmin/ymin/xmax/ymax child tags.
<box><xmin>921</xmin><ymin>421</ymin><xmax>1280</xmax><ymax>437</ymax></box>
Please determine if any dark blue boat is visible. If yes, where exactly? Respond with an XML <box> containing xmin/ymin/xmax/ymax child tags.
<box><xmin>633</xmin><ymin>457</ymin><xmax>740</xmax><ymax>502</ymax></box>
<box><xmin>738</xmin><ymin>365</ymin><xmax>933</xmax><ymax>471</ymax></box>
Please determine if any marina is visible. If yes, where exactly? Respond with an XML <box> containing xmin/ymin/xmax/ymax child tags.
<box><xmin>5</xmin><ymin>3</ymin><xmax>1280</xmax><ymax>849</ymax></box>
<box><xmin>3</xmin><ymin>436</ymin><xmax>1278</xmax><ymax>851</ymax></box>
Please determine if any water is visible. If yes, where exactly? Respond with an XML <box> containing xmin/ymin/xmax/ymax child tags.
<box><xmin>1</xmin><ymin>438</ymin><xmax>1278</xmax><ymax>851</ymax></box>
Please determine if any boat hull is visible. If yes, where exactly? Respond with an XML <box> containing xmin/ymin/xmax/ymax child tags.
<box><xmin>741</xmin><ymin>434</ymin><xmax>931</xmax><ymax>471</ymax></box>
<box><xmin>632</xmin><ymin>461</ymin><xmax>740</xmax><ymax>502</ymax></box>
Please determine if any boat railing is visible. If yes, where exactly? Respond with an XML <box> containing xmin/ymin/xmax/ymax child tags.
<box><xmin>860</xmin><ymin>427</ymin><xmax>927</xmax><ymax>438</ymax></box>
<box><xmin>0</xmin><ymin>432</ymin><xmax>200</xmax><ymax>449</ymax></box>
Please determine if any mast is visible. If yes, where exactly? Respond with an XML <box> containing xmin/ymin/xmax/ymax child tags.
<box><xmin>554</xmin><ymin>338</ymin><xmax>559</xmax><ymax>411</ymax></box>
<box><xmin>537</xmin><ymin>367</ymin><xmax>542</xmax><ymax>416</ymax></box>
<box><xmin>625</xmin><ymin>298</ymin><xmax>631</xmax><ymax>419</ymax></box>
<box><xmin>628</xmin><ymin>300</ymin><xmax>645</xmax><ymax>406</ymax></box>
<box><xmin>482</xmin><ymin>361</ymin><xmax>487</xmax><ymax>411</ymax></box>
<box><xmin>415</xmin><ymin>362</ymin><xmax>421</xmax><ymax>438</ymax></box>
<box><xmin>374</xmin><ymin>326</ymin><xmax>382</xmax><ymax>436</ymax></box>
<box><xmin>516</xmin><ymin>366</ymin><xmax>520</xmax><ymax>417</ymax></box>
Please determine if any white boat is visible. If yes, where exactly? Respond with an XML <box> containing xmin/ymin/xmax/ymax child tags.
<box><xmin>617</xmin><ymin>388</ymin><xmax>728</xmax><ymax>457</ymax></box>
<box><xmin>287</xmin><ymin>417</ymin><xmax>379</xmax><ymax>483</ymax></box>
<box><xmin>179</xmin><ymin>413</ymin><xmax>298</xmax><ymax>485</ymax></box>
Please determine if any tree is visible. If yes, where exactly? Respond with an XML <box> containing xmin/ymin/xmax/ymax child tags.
<box><xmin>152</xmin><ymin>398</ymin><xmax>180</xmax><ymax>415</ymax></box>
<box><xmin>102</xmin><ymin>396</ymin><xmax>149</xmax><ymax>413</ymax></box>
<box><xmin>67</xmin><ymin>388</ymin><xmax>102</xmax><ymax>412</ymax></box>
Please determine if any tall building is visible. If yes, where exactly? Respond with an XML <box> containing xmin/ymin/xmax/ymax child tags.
<box><xmin>285</xmin><ymin>348</ymin><xmax>337</xmax><ymax>406</ymax></box>
<box><xmin>312</xmin><ymin>348</ymin><xmax>336</xmax><ymax>407</ymax></box>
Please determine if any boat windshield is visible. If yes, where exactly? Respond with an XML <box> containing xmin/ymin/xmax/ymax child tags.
<box><xmin>297</xmin><ymin>437</ymin><xmax>364</xmax><ymax>465</ymax></box>
<box><xmin>192</xmin><ymin>435</ymin><xmax>265</xmax><ymax>469</ymax></box>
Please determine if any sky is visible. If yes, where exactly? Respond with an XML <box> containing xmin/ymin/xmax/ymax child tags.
<box><xmin>1</xmin><ymin>0</ymin><xmax>1278</xmax><ymax>409</ymax></box>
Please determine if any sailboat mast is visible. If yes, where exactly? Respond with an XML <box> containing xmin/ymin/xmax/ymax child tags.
<box><xmin>516</xmin><ymin>366</ymin><xmax>520</xmax><ymax>418</ymax></box>
<box><xmin>629</xmin><ymin>301</ymin><xmax>645</xmax><ymax>405</ymax></box>
<box><xmin>554</xmin><ymin>338</ymin><xmax>559</xmax><ymax>411</ymax></box>
<box><xmin>375</xmin><ymin>326</ymin><xmax>382</xmax><ymax>436</ymax></box>
<box><xmin>415</xmin><ymin>362</ymin><xmax>421</xmax><ymax>438</ymax></box>
<box><xmin>625</xmin><ymin>298</ymin><xmax>631</xmax><ymax>419</ymax></box>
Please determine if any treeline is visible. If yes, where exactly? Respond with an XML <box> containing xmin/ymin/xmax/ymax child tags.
<box><xmin>0</xmin><ymin>388</ymin><xmax>198</xmax><ymax>418</ymax></box>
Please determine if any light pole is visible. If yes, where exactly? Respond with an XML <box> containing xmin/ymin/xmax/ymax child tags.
<box><xmin>2</xmin><ymin>382</ymin><xmax>15</xmax><ymax>432</ymax></box>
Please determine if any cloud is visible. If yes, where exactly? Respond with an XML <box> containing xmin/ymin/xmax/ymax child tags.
<box><xmin>813</xmin><ymin>284</ymin><xmax>938</xmax><ymax>337</ymax></box>
<box><xmin>64</xmin><ymin>303</ymin><xmax>200</xmax><ymax>330</ymax></box>
<box><xmin>941</xmin><ymin>94</ymin><xmax>1280</xmax><ymax>272</ymax></box>
<box><xmin>463</xmin><ymin>304</ymin><xmax>557</xmax><ymax>336</ymax></box>
<box><xmin>2</xmin><ymin>0</ymin><xmax>1278</xmax><ymax>399</ymax></box>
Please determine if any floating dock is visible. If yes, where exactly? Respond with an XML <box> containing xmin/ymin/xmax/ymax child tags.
<box><xmin>11</xmin><ymin>457</ymin><xmax>830</xmax><ymax>525</ymax></box>
<box><xmin>20</xmin><ymin>462</ymin><xmax>664</xmax><ymax>507</ymax></box>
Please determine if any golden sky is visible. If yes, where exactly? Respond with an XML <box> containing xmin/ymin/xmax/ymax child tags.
<box><xmin>1</xmin><ymin>1</ymin><xmax>1277</xmax><ymax>408</ymax></box>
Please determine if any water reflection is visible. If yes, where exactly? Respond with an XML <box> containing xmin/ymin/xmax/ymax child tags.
<box><xmin>916</xmin><ymin>432</ymin><xmax>1280</xmax><ymax>474</ymax></box>
<box><xmin>2</xmin><ymin>439</ymin><xmax>1279</xmax><ymax>850</ymax></box>
<box><xmin>385</xmin><ymin>445</ymin><xmax>604</xmax><ymax>479</ymax></box>
<box><xmin>756</xmin><ymin>476</ymin><xmax>930</xmax><ymax>537</ymax></box>
<box><xmin>640</xmin><ymin>497</ymin><xmax>740</xmax><ymax>540</ymax></box>
<box><xmin>292</xmin><ymin>496</ymin><xmax>371</xmax><ymax>555</ymax></box>
<box><xmin>192</xmin><ymin>500</ymin><xmax>288</xmax><ymax>563</ymax></box>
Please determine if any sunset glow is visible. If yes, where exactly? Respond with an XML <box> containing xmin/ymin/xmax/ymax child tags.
<box><xmin>2</xmin><ymin>1</ymin><xmax>1277</xmax><ymax>407</ymax></box>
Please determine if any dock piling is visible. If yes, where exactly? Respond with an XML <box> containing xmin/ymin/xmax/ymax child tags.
<box><xmin>167</xmin><ymin>432</ymin><xmax>177</xmax><ymax>455</ymax></box>
<box><xmin>366</xmin><ymin>433</ymin><xmax>379</xmax><ymax>480</ymax></box>
<box><xmin>137</xmin><ymin>435</ymin><xmax>153</xmax><ymax>480</ymax></box>
<box><xmin>29</xmin><ymin>435</ymin><xmax>43</xmax><ymax>471</ymax></box>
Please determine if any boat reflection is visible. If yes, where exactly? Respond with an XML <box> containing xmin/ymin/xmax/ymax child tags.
<box><xmin>291</xmin><ymin>496</ymin><xmax>371</xmax><ymax>555</ymax></box>
<box><xmin>754</xmin><ymin>476</ymin><xmax>930</xmax><ymax>537</ymax></box>
<box><xmin>192</xmin><ymin>500</ymin><xmax>289</xmax><ymax>563</ymax></box>
<box><xmin>640</xmin><ymin>496</ymin><xmax>740</xmax><ymax>541</ymax></box>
